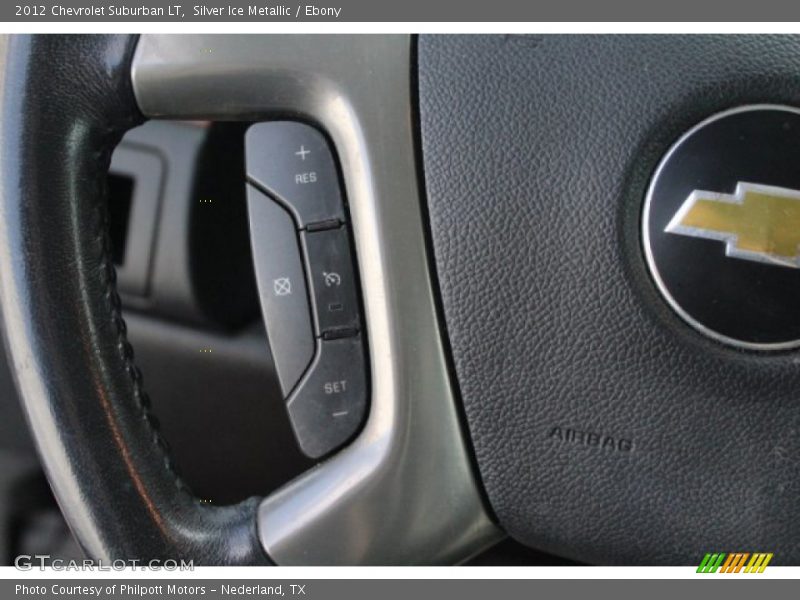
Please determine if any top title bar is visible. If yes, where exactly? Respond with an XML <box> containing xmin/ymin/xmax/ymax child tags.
<box><xmin>6</xmin><ymin>0</ymin><xmax>800</xmax><ymax>22</ymax></box>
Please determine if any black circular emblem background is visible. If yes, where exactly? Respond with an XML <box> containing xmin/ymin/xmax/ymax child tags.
<box><xmin>644</xmin><ymin>106</ymin><xmax>800</xmax><ymax>349</ymax></box>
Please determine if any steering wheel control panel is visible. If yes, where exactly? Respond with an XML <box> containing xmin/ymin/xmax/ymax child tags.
<box><xmin>245</xmin><ymin>121</ymin><xmax>367</xmax><ymax>459</ymax></box>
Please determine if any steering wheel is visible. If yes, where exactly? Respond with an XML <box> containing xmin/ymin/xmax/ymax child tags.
<box><xmin>1</xmin><ymin>34</ymin><xmax>798</xmax><ymax>565</ymax></box>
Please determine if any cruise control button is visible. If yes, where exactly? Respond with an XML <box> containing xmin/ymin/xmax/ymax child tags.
<box><xmin>287</xmin><ymin>336</ymin><xmax>367</xmax><ymax>458</ymax></box>
<box><xmin>247</xmin><ymin>185</ymin><xmax>315</xmax><ymax>396</ymax></box>
<box><xmin>302</xmin><ymin>227</ymin><xmax>360</xmax><ymax>335</ymax></box>
<box><xmin>246</xmin><ymin>121</ymin><xmax>344</xmax><ymax>228</ymax></box>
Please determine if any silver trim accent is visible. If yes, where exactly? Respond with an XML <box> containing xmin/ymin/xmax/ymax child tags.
<box><xmin>642</xmin><ymin>104</ymin><xmax>800</xmax><ymax>351</ymax></box>
<box><xmin>131</xmin><ymin>35</ymin><xmax>501</xmax><ymax>565</ymax></box>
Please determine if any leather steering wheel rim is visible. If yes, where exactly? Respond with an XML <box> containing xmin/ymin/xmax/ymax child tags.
<box><xmin>0</xmin><ymin>34</ymin><xmax>269</xmax><ymax>564</ymax></box>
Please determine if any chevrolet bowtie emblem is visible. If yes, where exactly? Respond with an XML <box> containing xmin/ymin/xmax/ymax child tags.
<box><xmin>644</xmin><ymin>106</ymin><xmax>800</xmax><ymax>349</ymax></box>
<box><xmin>666</xmin><ymin>182</ymin><xmax>800</xmax><ymax>269</ymax></box>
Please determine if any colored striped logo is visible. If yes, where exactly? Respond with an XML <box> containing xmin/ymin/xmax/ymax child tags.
<box><xmin>697</xmin><ymin>552</ymin><xmax>773</xmax><ymax>573</ymax></box>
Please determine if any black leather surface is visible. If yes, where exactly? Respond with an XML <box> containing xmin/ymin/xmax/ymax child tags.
<box><xmin>0</xmin><ymin>35</ymin><xmax>268</xmax><ymax>564</ymax></box>
<box><xmin>418</xmin><ymin>35</ymin><xmax>800</xmax><ymax>565</ymax></box>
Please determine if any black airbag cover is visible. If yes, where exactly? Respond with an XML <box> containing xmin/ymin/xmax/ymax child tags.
<box><xmin>417</xmin><ymin>35</ymin><xmax>800</xmax><ymax>565</ymax></box>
